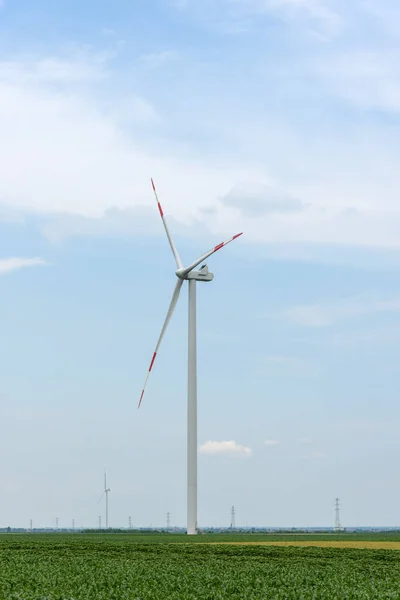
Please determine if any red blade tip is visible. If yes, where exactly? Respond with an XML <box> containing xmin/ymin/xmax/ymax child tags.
<box><xmin>138</xmin><ymin>390</ymin><xmax>145</xmax><ymax>409</ymax></box>
<box><xmin>149</xmin><ymin>352</ymin><xmax>157</xmax><ymax>371</ymax></box>
<box><xmin>151</xmin><ymin>178</ymin><xmax>156</xmax><ymax>191</ymax></box>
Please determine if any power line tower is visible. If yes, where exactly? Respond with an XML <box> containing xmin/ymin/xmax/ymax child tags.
<box><xmin>72</xmin><ymin>519</ymin><xmax>75</xmax><ymax>532</ymax></box>
<box><xmin>167</xmin><ymin>512</ymin><xmax>171</xmax><ymax>530</ymax></box>
<box><xmin>230</xmin><ymin>506</ymin><xmax>236</xmax><ymax>529</ymax></box>
<box><xmin>334</xmin><ymin>498</ymin><xmax>343</xmax><ymax>531</ymax></box>
<box><xmin>128</xmin><ymin>516</ymin><xmax>132</xmax><ymax>530</ymax></box>
<box><xmin>56</xmin><ymin>517</ymin><xmax>59</xmax><ymax>530</ymax></box>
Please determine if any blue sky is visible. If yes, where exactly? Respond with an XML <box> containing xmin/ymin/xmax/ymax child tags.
<box><xmin>1</xmin><ymin>0</ymin><xmax>400</xmax><ymax>530</ymax></box>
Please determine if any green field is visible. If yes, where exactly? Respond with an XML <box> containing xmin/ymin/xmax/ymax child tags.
<box><xmin>1</xmin><ymin>533</ymin><xmax>400</xmax><ymax>599</ymax></box>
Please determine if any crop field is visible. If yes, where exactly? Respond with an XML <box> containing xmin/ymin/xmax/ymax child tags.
<box><xmin>204</xmin><ymin>540</ymin><xmax>400</xmax><ymax>550</ymax></box>
<box><xmin>1</xmin><ymin>533</ymin><xmax>400</xmax><ymax>599</ymax></box>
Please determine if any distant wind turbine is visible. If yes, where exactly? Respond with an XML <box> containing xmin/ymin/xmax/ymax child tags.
<box><xmin>98</xmin><ymin>467</ymin><xmax>111</xmax><ymax>529</ymax></box>
<box><xmin>139</xmin><ymin>178</ymin><xmax>242</xmax><ymax>535</ymax></box>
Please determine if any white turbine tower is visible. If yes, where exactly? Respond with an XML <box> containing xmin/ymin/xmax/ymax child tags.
<box><xmin>139</xmin><ymin>179</ymin><xmax>242</xmax><ymax>535</ymax></box>
<box><xmin>98</xmin><ymin>467</ymin><xmax>111</xmax><ymax>529</ymax></box>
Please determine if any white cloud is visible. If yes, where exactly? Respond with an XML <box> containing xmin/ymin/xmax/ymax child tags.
<box><xmin>264</xmin><ymin>439</ymin><xmax>279</xmax><ymax>446</ymax></box>
<box><xmin>102</xmin><ymin>28</ymin><xmax>116</xmax><ymax>37</ymax></box>
<box><xmin>221</xmin><ymin>181</ymin><xmax>305</xmax><ymax>216</ymax></box>
<box><xmin>0</xmin><ymin>257</ymin><xmax>47</xmax><ymax>275</ymax></box>
<box><xmin>173</xmin><ymin>0</ymin><xmax>340</xmax><ymax>35</ymax></box>
<box><xmin>170</xmin><ymin>0</ymin><xmax>188</xmax><ymax>7</ymax></box>
<box><xmin>320</xmin><ymin>324</ymin><xmax>400</xmax><ymax>350</ymax></box>
<box><xmin>1</xmin><ymin>42</ymin><xmax>400</xmax><ymax>251</ymax></box>
<box><xmin>265</xmin><ymin>0</ymin><xmax>341</xmax><ymax>34</ymax></box>
<box><xmin>199</xmin><ymin>440</ymin><xmax>252</xmax><ymax>457</ymax></box>
<box><xmin>311</xmin><ymin>451</ymin><xmax>327</xmax><ymax>458</ymax></box>
<box><xmin>139</xmin><ymin>50</ymin><xmax>180</xmax><ymax>69</ymax></box>
<box><xmin>261</xmin><ymin>355</ymin><xmax>321</xmax><ymax>378</ymax></box>
<box><xmin>316</xmin><ymin>50</ymin><xmax>400</xmax><ymax>113</ymax></box>
<box><xmin>0</xmin><ymin>53</ymin><xmax>108</xmax><ymax>85</ymax></box>
<box><xmin>0</xmin><ymin>53</ymin><xmax>242</xmax><ymax>221</ymax></box>
<box><xmin>276</xmin><ymin>295</ymin><xmax>400</xmax><ymax>327</ymax></box>
<box><xmin>3</xmin><ymin>480</ymin><xmax>22</xmax><ymax>494</ymax></box>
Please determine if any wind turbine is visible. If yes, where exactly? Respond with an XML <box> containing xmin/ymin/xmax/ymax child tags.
<box><xmin>98</xmin><ymin>467</ymin><xmax>111</xmax><ymax>529</ymax></box>
<box><xmin>139</xmin><ymin>178</ymin><xmax>242</xmax><ymax>535</ymax></box>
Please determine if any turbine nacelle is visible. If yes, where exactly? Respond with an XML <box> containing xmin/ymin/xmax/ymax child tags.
<box><xmin>178</xmin><ymin>264</ymin><xmax>214</xmax><ymax>282</ymax></box>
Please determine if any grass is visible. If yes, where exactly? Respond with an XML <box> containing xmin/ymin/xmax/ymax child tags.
<box><xmin>1</xmin><ymin>533</ymin><xmax>400</xmax><ymax>598</ymax></box>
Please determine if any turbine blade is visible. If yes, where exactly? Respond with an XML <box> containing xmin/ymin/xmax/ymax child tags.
<box><xmin>176</xmin><ymin>232</ymin><xmax>243</xmax><ymax>278</ymax></box>
<box><xmin>139</xmin><ymin>278</ymin><xmax>184</xmax><ymax>408</ymax></box>
<box><xmin>97</xmin><ymin>492</ymin><xmax>105</xmax><ymax>505</ymax></box>
<box><xmin>151</xmin><ymin>178</ymin><xmax>183</xmax><ymax>270</ymax></box>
